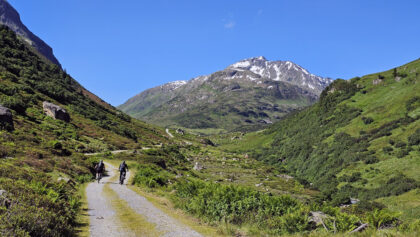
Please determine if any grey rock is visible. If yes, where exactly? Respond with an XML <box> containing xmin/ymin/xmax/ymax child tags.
<box><xmin>43</xmin><ymin>101</ymin><xmax>70</xmax><ymax>122</ymax></box>
<box><xmin>277</xmin><ymin>174</ymin><xmax>294</xmax><ymax>180</ymax></box>
<box><xmin>373</xmin><ymin>79</ymin><xmax>383</xmax><ymax>85</ymax></box>
<box><xmin>0</xmin><ymin>105</ymin><xmax>13</xmax><ymax>131</ymax></box>
<box><xmin>57</xmin><ymin>177</ymin><xmax>70</xmax><ymax>183</ymax></box>
<box><xmin>193</xmin><ymin>162</ymin><xmax>203</xmax><ymax>171</ymax></box>
<box><xmin>0</xmin><ymin>0</ymin><xmax>61</xmax><ymax>67</ymax></box>
<box><xmin>350</xmin><ymin>198</ymin><xmax>360</xmax><ymax>204</ymax></box>
<box><xmin>259</xmin><ymin>119</ymin><xmax>273</xmax><ymax>124</ymax></box>
<box><xmin>309</xmin><ymin>211</ymin><xmax>327</xmax><ymax>226</ymax></box>
<box><xmin>175</xmin><ymin>128</ymin><xmax>185</xmax><ymax>135</ymax></box>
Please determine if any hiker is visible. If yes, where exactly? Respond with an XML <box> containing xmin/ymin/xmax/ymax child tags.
<box><xmin>119</xmin><ymin>161</ymin><xmax>129</xmax><ymax>185</ymax></box>
<box><xmin>95</xmin><ymin>160</ymin><xmax>105</xmax><ymax>183</ymax></box>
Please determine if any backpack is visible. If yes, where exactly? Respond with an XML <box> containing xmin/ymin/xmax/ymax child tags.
<box><xmin>96</xmin><ymin>162</ymin><xmax>104</xmax><ymax>172</ymax></box>
<box><xmin>119</xmin><ymin>163</ymin><xmax>126</xmax><ymax>172</ymax></box>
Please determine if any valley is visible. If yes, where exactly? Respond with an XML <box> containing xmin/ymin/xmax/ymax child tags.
<box><xmin>0</xmin><ymin>1</ymin><xmax>419</xmax><ymax>236</ymax></box>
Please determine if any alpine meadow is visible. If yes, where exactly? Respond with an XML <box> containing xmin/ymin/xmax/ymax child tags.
<box><xmin>0</xmin><ymin>0</ymin><xmax>419</xmax><ymax>237</ymax></box>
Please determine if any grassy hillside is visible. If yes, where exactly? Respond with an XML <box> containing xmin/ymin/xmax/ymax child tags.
<box><xmin>0</xmin><ymin>25</ymin><xmax>169</xmax><ymax>236</ymax></box>
<box><xmin>228</xmin><ymin>58</ymin><xmax>420</xmax><ymax>222</ymax></box>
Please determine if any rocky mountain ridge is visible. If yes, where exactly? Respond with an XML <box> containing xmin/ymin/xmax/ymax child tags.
<box><xmin>119</xmin><ymin>57</ymin><xmax>332</xmax><ymax>133</ymax></box>
<box><xmin>0</xmin><ymin>0</ymin><xmax>61</xmax><ymax>67</ymax></box>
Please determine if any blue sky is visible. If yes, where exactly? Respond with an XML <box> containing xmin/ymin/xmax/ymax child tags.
<box><xmin>8</xmin><ymin>0</ymin><xmax>420</xmax><ymax>105</ymax></box>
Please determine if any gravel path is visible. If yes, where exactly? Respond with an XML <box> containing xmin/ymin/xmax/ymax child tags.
<box><xmin>87</xmin><ymin>163</ymin><xmax>202</xmax><ymax>237</ymax></box>
<box><xmin>166</xmin><ymin>128</ymin><xmax>174</xmax><ymax>138</ymax></box>
<box><xmin>86</xmin><ymin>166</ymin><xmax>129</xmax><ymax>237</ymax></box>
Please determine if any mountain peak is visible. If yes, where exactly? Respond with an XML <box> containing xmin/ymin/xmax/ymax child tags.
<box><xmin>0</xmin><ymin>0</ymin><xmax>61</xmax><ymax>67</ymax></box>
<box><xmin>225</xmin><ymin>57</ymin><xmax>332</xmax><ymax>93</ymax></box>
<box><xmin>228</xmin><ymin>56</ymin><xmax>268</xmax><ymax>69</ymax></box>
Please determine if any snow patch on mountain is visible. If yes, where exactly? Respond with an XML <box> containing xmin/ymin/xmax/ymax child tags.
<box><xmin>157</xmin><ymin>56</ymin><xmax>332</xmax><ymax>96</ymax></box>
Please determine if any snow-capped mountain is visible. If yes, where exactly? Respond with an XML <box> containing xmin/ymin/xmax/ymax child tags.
<box><xmin>226</xmin><ymin>56</ymin><xmax>332</xmax><ymax>94</ymax></box>
<box><xmin>119</xmin><ymin>57</ymin><xmax>333</xmax><ymax>132</ymax></box>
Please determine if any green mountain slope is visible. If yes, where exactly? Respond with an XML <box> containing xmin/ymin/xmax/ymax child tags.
<box><xmin>240</xmin><ymin>58</ymin><xmax>420</xmax><ymax>220</ymax></box>
<box><xmin>0</xmin><ymin>25</ymin><xmax>169</xmax><ymax>236</ymax></box>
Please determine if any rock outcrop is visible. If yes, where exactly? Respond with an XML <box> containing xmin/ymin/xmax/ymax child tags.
<box><xmin>0</xmin><ymin>105</ymin><xmax>13</xmax><ymax>131</ymax></box>
<box><xmin>43</xmin><ymin>101</ymin><xmax>70</xmax><ymax>122</ymax></box>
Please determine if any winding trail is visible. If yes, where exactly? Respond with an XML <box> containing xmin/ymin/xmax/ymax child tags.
<box><xmin>166</xmin><ymin>128</ymin><xmax>174</xmax><ymax>138</ymax></box>
<box><xmin>86</xmin><ymin>163</ymin><xmax>202</xmax><ymax>237</ymax></box>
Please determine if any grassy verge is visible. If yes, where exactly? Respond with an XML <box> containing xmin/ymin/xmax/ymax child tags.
<box><xmin>75</xmin><ymin>183</ymin><xmax>90</xmax><ymax>237</ymax></box>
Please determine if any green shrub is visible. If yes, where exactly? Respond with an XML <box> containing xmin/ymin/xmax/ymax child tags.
<box><xmin>132</xmin><ymin>164</ymin><xmax>170</xmax><ymax>188</ymax></box>
<box><xmin>48</xmin><ymin>140</ymin><xmax>63</xmax><ymax>150</ymax></box>
<box><xmin>0</xmin><ymin>176</ymin><xmax>77</xmax><ymax>236</ymax></box>
<box><xmin>364</xmin><ymin>155</ymin><xmax>379</xmax><ymax>164</ymax></box>
<box><xmin>172</xmin><ymin>178</ymin><xmax>314</xmax><ymax>234</ymax></box>
<box><xmin>75</xmin><ymin>174</ymin><xmax>93</xmax><ymax>183</ymax></box>
<box><xmin>366</xmin><ymin>209</ymin><xmax>400</xmax><ymax>229</ymax></box>
<box><xmin>408</xmin><ymin>128</ymin><xmax>420</xmax><ymax>146</ymax></box>
<box><xmin>383</xmin><ymin>146</ymin><xmax>393</xmax><ymax>153</ymax></box>
<box><xmin>396</xmin><ymin>148</ymin><xmax>410</xmax><ymax>158</ymax></box>
<box><xmin>395</xmin><ymin>141</ymin><xmax>407</xmax><ymax>148</ymax></box>
<box><xmin>362</xmin><ymin>116</ymin><xmax>374</xmax><ymax>125</ymax></box>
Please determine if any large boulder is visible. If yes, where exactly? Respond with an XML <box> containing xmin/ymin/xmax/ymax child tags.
<box><xmin>0</xmin><ymin>105</ymin><xmax>13</xmax><ymax>131</ymax></box>
<box><xmin>43</xmin><ymin>101</ymin><xmax>70</xmax><ymax>122</ymax></box>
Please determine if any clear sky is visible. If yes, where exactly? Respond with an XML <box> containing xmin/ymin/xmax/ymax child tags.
<box><xmin>8</xmin><ymin>0</ymin><xmax>420</xmax><ymax>106</ymax></box>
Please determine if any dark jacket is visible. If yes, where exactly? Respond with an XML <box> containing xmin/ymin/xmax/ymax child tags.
<box><xmin>119</xmin><ymin>163</ymin><xmax>128</xmax><ymax>172</ymax></box>
<box><xmin>95</xmin><ymin>162</ymin><xmax>105</xmax><ymax>172</ymax></box>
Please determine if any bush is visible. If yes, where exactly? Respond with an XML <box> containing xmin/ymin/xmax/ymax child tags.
<box><xmin>361</xmin><ymin>174</ymin><xmax>418</xmax><ymax>199</ymax></box>
<box><xmin>364</xmin><ymin>156</ymin><xmax>379</xmax><ymax>164</ymax></box>
<box><xmin>366</xmin><ymin>209</ymin><xmax>400</xmax><ymax>229</ymax></box>
<box><xmin>408</xmin><ymin>129</ymin><xmax>420</xmax><ymax>146</ymax></box>
<box><xmin>0</xmin><ymin>174</ymin><xmax>78</xmax><ymax>237</ymax></box>
<box><xmin>362</xmin><ymin>116</ymin><xmax>374</xmax><ymax>125</ymax></box>
<box><xmin>395</xmin><ymin>141</ymin><xmax>407</xmax><ymax>148</ymax></box>
<box><xmin>396</xmin><ymin>148</ymin><xmax>410</xmax><ymax>158</ymax></box>
<box><xmin>132</xmin><ymin>164</ymin><xmax>170</xmax><ymax>188</ymax></box>
<box><xmin>76</xmin><ymin>174</ymin><xmax>93</xmax><ymax>183</ymax></box>
<box><xmin>382</xmin><ymin>146</ymin><xmax>393</xmax><ymax>153</ymax></box>
<box><xmin>49</xmin><ymin>140</ymin><xmax>63</xmax><ymax>150</ymax></box>
<box><xmin>172</xmin><ymin>178</ymin><xmax>315</xmax><ymax>234</ymax></box>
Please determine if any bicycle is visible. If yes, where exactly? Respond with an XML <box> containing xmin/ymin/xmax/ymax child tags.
<box><xmin>97</xmin><ymin>172</ymin><xmax>103</xmax><ymax>183</ymax></box>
